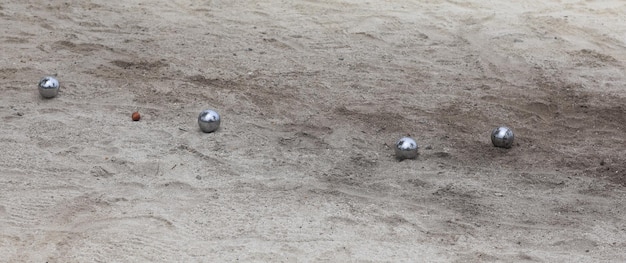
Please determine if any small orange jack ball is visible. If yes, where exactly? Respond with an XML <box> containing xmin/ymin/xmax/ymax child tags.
<box><xmin>132</xmin><ymin>111</ymin><xmax>141</xmax><ymax>121</ymax></box>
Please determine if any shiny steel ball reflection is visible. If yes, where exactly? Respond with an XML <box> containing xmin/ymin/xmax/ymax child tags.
<box><xmin>38</xmin><ymin>76</ymin><xmax>60</xmax><ymax>98</ymax></box>
<box><xmin>395</xmin><ymin>136</ymin><xmax>418</xmax><ymax>160</ymax></box>
<box><xmin>491</xmin><ymin>126</ymin><xmax>514</xmax><ymax>148</ymax></box>
<box><xmin>198</xmin><ymin>109</ymin><xmax>220</xmax><ymax>133</ymax></box>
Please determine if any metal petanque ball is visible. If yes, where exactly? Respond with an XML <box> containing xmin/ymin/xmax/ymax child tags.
<box><xmin>38</xmin><ymin>76</ymin><xmax>60</xmax><ymax>98</ymax></box>
<box><xmin>198</xmin><ymin>109</ymin><xmax>221</xmax><ymax>133</ymax></box>
<box><xmin>395</xmin><ymin>136</ymin><xmax>419</xmax><ymax>160</ymax></box>
<box><xmin>491</xmin><ymin>126</ymin><xmax>515</xmax><ymax>149</ymax></box>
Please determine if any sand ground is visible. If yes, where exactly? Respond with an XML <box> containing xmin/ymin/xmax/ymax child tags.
<box><xmin>1</xmin><ymin>0</ymin><xmax>625</xmax><ymax>262</ymax></box>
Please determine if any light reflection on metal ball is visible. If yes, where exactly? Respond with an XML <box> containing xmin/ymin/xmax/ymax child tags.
<box><xmin>395</xmin><ymin>136</ymin><xmax>418</xmax><ymax>160</ymax></box>
<box><xmin>38</xmin><ymin>76</ymin><xmax>60</xmax><ymax>98</ymax></box>
<box><xmin>491</xmin><ymin>126</ymin><xmax>514</xmax><ymax>148</ymax></box>
<box><xmin>198</xmin><ymin>109</ymin><xmax>220</xmax><ymax>133</ymax></box>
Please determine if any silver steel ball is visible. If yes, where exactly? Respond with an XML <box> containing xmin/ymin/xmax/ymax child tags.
<box><xmin>38</xmin><ymin>76</ymin><xmax>60</xmax><ymax>98</ymax></box>
<box><xmin>198</xmin><ymin>109</ymin><xmax>221</xmax><ymax>133</ymax></box>
<box><xmin>491</xmin><ymin>126</ymin><xmax>514</xmax><ymax>149</ymax></box>
<box><xmin>395</xmin><ymin>136</ymin><xmax>419</xmax><ymax>160</ymax></box>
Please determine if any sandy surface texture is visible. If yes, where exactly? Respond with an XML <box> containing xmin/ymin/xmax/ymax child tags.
<box><xmin>1</xmin><ymin>0</ymin><xmax>625</xmax><ymax>262</ymax></box>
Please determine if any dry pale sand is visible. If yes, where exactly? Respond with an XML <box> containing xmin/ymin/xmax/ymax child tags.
<box><xmin>1</xmin><ymin>0</ymin><xmax>626</xmax><ymax>262</ymax></box>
